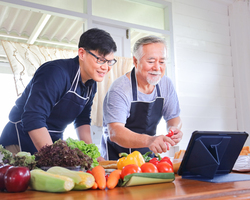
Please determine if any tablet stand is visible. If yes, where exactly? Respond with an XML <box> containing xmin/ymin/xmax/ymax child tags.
<box><xmin>181</xmin><ymin>135</ymin><xmax>250</xmax><ymax>183</ymax></box>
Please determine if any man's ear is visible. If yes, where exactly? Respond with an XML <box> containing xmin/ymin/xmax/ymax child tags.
<box><xmin>78</xmin><ymin>48</ymin><xmax>86</xmax><ymax>60</ymax></box>
<box><xmin>133</xmin><ymin>56</ymin><xmax>138</xmax><ymax>68</ymax></box>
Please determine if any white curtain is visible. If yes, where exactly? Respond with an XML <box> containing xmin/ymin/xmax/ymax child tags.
<box><xmin>1</xmin><ymin>40</ymin><xmax>78</xmax><ymax>95</ymax></box>
<box><xmin>229</xmin><ymin>1</ymin><xmax>250</xmax><ymax>133</ymax></box>
<box><xmin>92</xmin><ymin>56</ymin><xmax>133</xmax><ymax>126</ymax></box>
<box><xmin>1</xmin><ymin>40</ymin><xmax>133</xmax><ymax>127</ymax></box>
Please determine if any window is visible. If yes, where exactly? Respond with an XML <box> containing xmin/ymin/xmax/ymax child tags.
<box><xmin>0</xmin><ymin>73</ymin><xmax>17</xmax><ymax>134</ymax></box>
<box><xmin>92</xmin><ymin>0</ymin><xmax>166</xmax><ymax>30</ymax></box>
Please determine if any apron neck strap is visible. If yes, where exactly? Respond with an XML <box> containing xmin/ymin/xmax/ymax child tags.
<box><xmin>70</xmin><ymin>68</ymin><xmax>80</xmax><ymax>92</ymax></box>
<box><xmin>131</xmin><ymin>67</ymin><xmax>161</xmax><ymax>101</ymax></box>
<box><xmin>131</xmin><ymin>67</ymin><xmax>137</xmax><ymax>101</ymax></box>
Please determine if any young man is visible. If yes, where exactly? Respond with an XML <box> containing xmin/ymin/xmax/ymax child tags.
<box><xmin>100</xmin><ymin>35</ymin><xmax>182</xmax><ymax>160</ymax></box>
<box><xmin>0</xmin><ymin>28</ymin><xmax>117</xmax><ymax>156</ymax></box>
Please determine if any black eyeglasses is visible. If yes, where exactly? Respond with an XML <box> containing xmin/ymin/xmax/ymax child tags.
<box><xmin>85</xmin><ymin>49</ymin><xmax>117</xmax><ymax>66</ymax></box>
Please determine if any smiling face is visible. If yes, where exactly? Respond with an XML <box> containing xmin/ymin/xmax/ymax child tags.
<box><xmin>79</xmin><ymin>48</ymin><xmax>115</xmax><ymax>83</ymax></box>
<box><xmin>134</xmin><ymin>42</ymin><xmax>166</xmax><ymax>87</ymax></box>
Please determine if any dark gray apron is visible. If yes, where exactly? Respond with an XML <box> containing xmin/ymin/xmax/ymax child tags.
<box><xmin>107</xmin><ymin>67</ymin><xmax>164</xmax><ymax>160</ymax></box>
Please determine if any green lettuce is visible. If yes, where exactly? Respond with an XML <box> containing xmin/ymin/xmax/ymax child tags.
<box><xmin>10</xmin><ymin>151</ymin><xmax>37</xmax><ymax>170</ymax></box>
<box><xmin>0</xmin><ymin>145</ymin><xmax>36</xmax><ymax>170</ymax></box>
<box><xmin>0</xmin><ymin>145</ymin><xmax>12</xmax><ymax>164</ymax></box>
<box><xmin>66</xmin><ymin>138</ymin><xmax>100</xmax><ymax>168</ymax></box>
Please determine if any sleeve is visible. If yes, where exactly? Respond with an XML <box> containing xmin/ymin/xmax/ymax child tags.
<box><xmin>74</xmin><ymin>83</ymin><xmax>97</xmax><ymax>128</ymax></box>
<box><xmin>103</xmin><ymin>84</ymin><xmax>131</xmax><ymax>126</ymax></box>
<box><xmin>22</xmin><ymin>63</ymin><xmax>68</xmax><ymax>133</ymax></box>
<box><xmin>162</xmin><ymin>77</ymin><xmax>181</xmax><ymax>122</ymax></box>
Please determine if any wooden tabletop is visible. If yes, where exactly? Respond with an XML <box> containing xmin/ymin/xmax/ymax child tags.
<box><xmin>1</xmin><ymin>174</ymin><xmax>250</xmax><ymax>200</ymax></box>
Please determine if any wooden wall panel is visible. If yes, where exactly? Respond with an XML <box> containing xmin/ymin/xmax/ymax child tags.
<box><xmin>170</xmin><ymin>0</ymin><xmax>237</xmax><ymax>150</ymax></box>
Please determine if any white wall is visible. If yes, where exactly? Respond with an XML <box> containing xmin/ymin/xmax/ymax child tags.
<box><xmin>171</xmin><ymin>0</ymin><xmax>238</xmax><ymax>150</ymax></box>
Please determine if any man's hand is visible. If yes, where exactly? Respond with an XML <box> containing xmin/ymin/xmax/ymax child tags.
<box><xmin>97</xmin><ymin>156</ymin><xmax>105</xmax><ymax>162</ymax></box>
<box><xmin>167</xmin><ymin>116</ymin><xmax>183</xmax><ymax>144</ymax></box>
<box><xmin>148</xmin><ymin>135</ymin><xmax>175</xmax><ymax>154</ymax></box>
<box><xmin>168</xmin><ymin>126</ymin><xmax>183</xmax><ymax>144</ymax></box>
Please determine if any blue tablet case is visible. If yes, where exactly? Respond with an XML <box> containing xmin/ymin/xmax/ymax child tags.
<box><xmin>178</xmin><ymin>131</ymin><xmax>250</xmax><ymax>183</ymax></box>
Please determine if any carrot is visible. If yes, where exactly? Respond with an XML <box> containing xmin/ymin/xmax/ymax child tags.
<box><xmin>91</xmin><ymin>165</ymin><xmax>106</xmax><ymax>190</ymax></box>
<box><xmin>91</xmin><ymin>182</ymin><xmax>98</xmax><ymax>189</ymax></box>
<box><xmin>106</xmin><ymin>170</ymin><xmax>121</xmax><ymax>189</ymax></box>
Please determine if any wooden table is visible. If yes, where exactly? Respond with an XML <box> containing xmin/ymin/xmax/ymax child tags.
<box><xmin>1</xmin><ymin>174</ymin><xmax>250</xmax><ymax>200</ymax></box>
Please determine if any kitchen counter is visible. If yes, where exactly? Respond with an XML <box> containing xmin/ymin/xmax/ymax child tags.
<box><xmin>2</xmin><ymin>174</ymin><xmax>250</xmax><ymax>200</ymax></box>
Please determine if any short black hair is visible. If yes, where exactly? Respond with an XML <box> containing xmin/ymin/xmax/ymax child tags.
<box><xmin>78</xmin><ymin>28</ymin><xmax>117</xmax><ymax>56</ymax></box>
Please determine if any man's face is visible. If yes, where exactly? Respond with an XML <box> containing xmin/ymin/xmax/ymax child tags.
<box><xmin>134</xmin><ymin>43</ymin><xmax>166</xmax><ymax>86</ymax></box>
<box><xmin>80</xmin><ymin>49</ymin><xmax>115</xmax><ymax>83</ymax></box>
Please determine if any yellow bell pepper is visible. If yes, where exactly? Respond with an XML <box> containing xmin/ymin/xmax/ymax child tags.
<box><xmin>117</xmin><ymin>151</ymin><xmax>145</xmax><ymax>170</ymax></box>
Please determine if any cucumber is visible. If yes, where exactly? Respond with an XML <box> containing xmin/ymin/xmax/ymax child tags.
<box><xmin>29</xmin><ymin>169</ymin><xmax>74</xmax><ymax>192</ymax></box>
<box><xmin>122</xmin><ymin>172</ymin><xmax>175</xmax><ymax>187</ymax></box>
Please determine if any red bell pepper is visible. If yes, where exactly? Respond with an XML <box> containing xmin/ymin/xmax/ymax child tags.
<box><xmin>149</xmin><ymin>157</ymin><xmax>159</xmax><ymax>166</ymax></box>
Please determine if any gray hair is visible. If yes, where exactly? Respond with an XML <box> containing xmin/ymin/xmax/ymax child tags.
<box><xmin>133</xmin><ymin>35</ymin><xmax>167</xmax><ymax>60</ymax></box>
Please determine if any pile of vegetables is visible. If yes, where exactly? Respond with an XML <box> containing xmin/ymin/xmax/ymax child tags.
<box><xmin>66</xmin><ymin>138</ymin><xmax>100</xmax><ymax>168</ymax></box>
<box><xmin>35</xmin><ymin>140</ymin><xmax>93</xmax><ymax>170</ymax></box>
<box><xmin>0</xmin><ymin>142</ymin><xmax>176</xmax><ymax>192</ymax></box>
<box><xmin>86</xmin><ymin>151</ymin><xmax>174</xmax><ymax>190</ymax></box>
<box><xmin>0</xmin><ymin>147</ymin><xmax>175</xmax><ymax>193</ymax></box>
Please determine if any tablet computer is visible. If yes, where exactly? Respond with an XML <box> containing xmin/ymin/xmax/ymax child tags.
<box><xmin>178</xmin><ymin>131</ymin><xmax>248</xmax><ymax>180</ymax></box>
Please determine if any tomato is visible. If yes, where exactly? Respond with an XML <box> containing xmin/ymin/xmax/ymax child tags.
<box><xmin>121</xmin><ymin>164</ymin><xmax>141</xmax><ymax>180</ymax></box>
<box><xmin>156</xmin><ymin>162</ymin><xmax>174</xmax><ymax>173</ymax></box>
<box><xmin>140</xmin><ymin>163</ymin><xmax>158</xmax><ymax>173</ymax></box>
<box><xmin>159</xmin><ymin>156</ymin><xmax>173</xmax><ymax>166</ymax></box>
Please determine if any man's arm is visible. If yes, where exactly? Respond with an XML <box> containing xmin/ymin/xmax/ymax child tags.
<box><xmin>76</xmin><ymin>124</ymin><xmax>92</xmax><ymax>144</ymax></box>
<box><xmin>108</xmin><ymin>122</ymin><xmax>175</xmax><ymax>154</ymax></box>
<box><xmin>28</xmin><ymin>127</ymin><xmax>53</xmax><ymax>151</ymax></box>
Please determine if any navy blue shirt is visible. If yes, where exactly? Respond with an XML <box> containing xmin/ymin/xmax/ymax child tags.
<box><xmin>9</xmin><ymin>56</ymin><xmax>97</xmax><ymax>133</ymax></box>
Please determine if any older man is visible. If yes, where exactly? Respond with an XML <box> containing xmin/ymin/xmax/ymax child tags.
<box><xmin>100</xmin><ymin>35</ymin><xmax>182</xmax><ymax>160</ymax></box>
